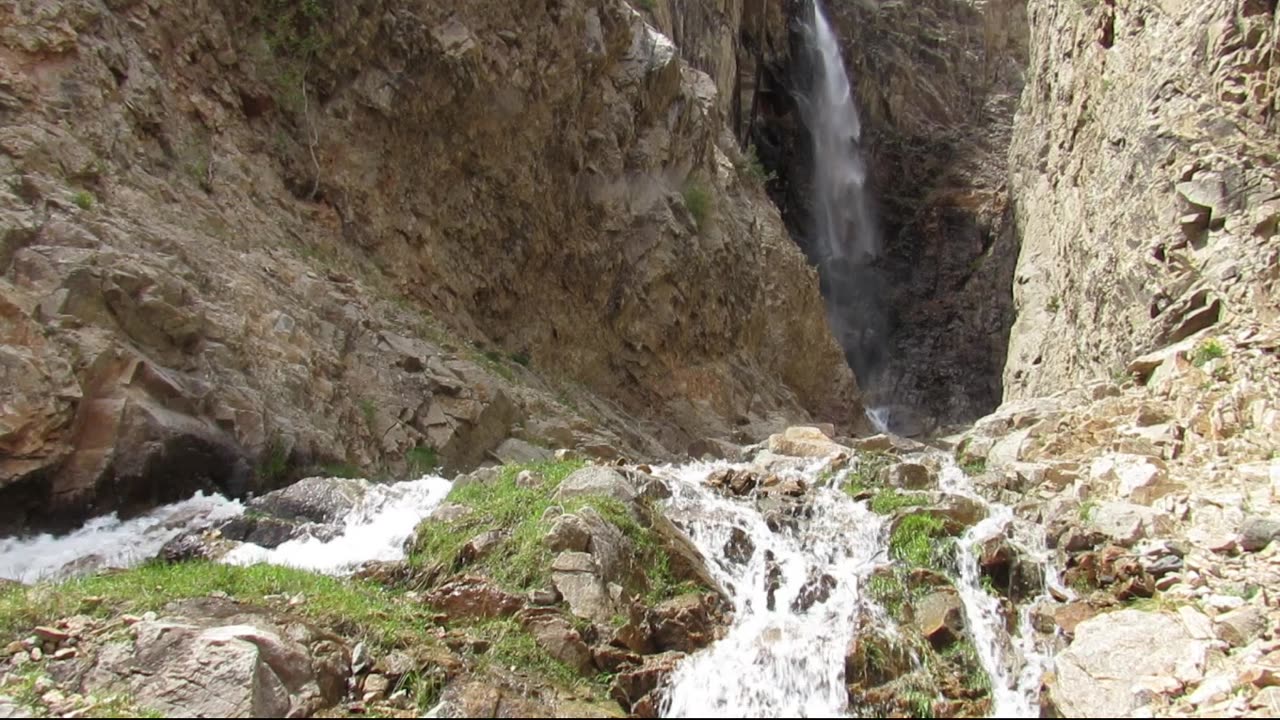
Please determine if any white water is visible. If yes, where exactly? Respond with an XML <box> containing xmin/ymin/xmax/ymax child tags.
<box><xmin>0</xmin><ymin>493</ymin><xmax>245</xmax><ymax>584</ymax></box>
<box><xmin>802</xmin><ymin>0</ymin><xmax>879</xmax><ymax>265</ymax></box>
<box><xmin>0</xmin><ymin>475</ymin><xmax>453</xmax><ymax>584</ymax></box>
<box><xmin>223</xmin><ymin>475</ymin><xmax>452</xmax><ymax>575</ymax></box>
<box><xmin>659</xmin><ymin>460</ymin><xmax>886</xmax><ymax>717</ymax></box>
<box><xmin>941</xmin><ymin>463</ymin><xmax>1054</xmax><ymax>718</ymax></box>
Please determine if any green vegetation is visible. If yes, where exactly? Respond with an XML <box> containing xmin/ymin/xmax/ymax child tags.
<box><xmin>411</xmin><ymin>460</ymin><xmax>697</xmax><ymax>602</ymax></box>
<box><xmin>1192</xmin><ymin>338</ymin><xmax>1226</xmax><ymax>367</ymax></box>
<box><xmin>959</xmin><ymin>457</ymin><xmax>986</xmax><ymax>476</ymax></box>
<box><xmin>941</xmin><ymin>639</ymin><xmax>991</xmax><ymax>694</ymax></box>
<box><xmin>509</xmin><ymin>351</ymin><xmax>531</xmax><ymax>368</ymax></box>
<box><xmin>320</xmin><ymin>462</ymin><xmax>363</xmax><ymax>479</ymax></box>
<box><xmin>889</xmin><ymin>514</ymin><xmax>953</xmax><ymax>571</ymax></box>
<box><xmin>257</xmin><ymin>434</ymin><xmax>291</xmax><ymax>485</ymax></box>
<box><xmin>72</xmin><ymin>190</ymin><xmax>95</xmax><ymax>210</ymax></box>
<box><xmin>1046</xmin><ymin>295</ymin><xmax>1060</xmax><ymax>313</ymax></box>
<box><xmin>682</xmin><ymin>181</ymin><xmax>713</xmax><ymax>232</ymax></box>
<box><xmin>1077</xmin><ymin>500</ymin><xmax>1098</xmax><ymax>523</ymax></box>
<box><xmin>0</xmin><ymin>562</ymin><xmax>436</xmax><ymax>651</ymax></box>
<box><xmin>869</xmin><ymin>489</ymin><xmax>930</xmax><ymax>515</ymax></box>
<box><xmin>841</xmin><ymin>451</ymin><xmax>893</xmax><ymax>496</ymax></box>
<box><xmin>406</xmin><ymin>446</ymin><xmax>439</xmax><ymax>476</ymax></box>
<box><xmin>736</xmin><ymin>145</ymin><xmax>776</xmax><ymax>186</ymax></box>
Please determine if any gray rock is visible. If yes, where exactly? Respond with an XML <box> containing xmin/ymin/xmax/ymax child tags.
<box><xmin>551</xmin><ymin>551</ymin><xmax>615</xmax><ymax>623</ymax></box>
<box><xmin>248</xmin><ymin>476</ymin><xmax>368</xmax><ymax>525</ymax></box>
<box><xmin>0</xmin><ymin>697</ymin><xmax>35</xmax><ymax>719</ymax></box>
<box><xmin>885</xmin><ymin>462</ymin><xmax>934</xmax><ymax>490</ymax></box>
<box><xmin>554</xmin><ymin>466</ymin><xmax>638</xmax><ymax>505</ymax></box>
<box><xmin>492</xmin><ymin>438</ymin><xmax>552</xmax><ymax>465</ymax></box>
<box><xmin>1239</xmin><ymin>517</ymin><xmax>1280</xmax><ymax>552</ymax></box>
<box><xmin>1050</xmin><ymin>609</ymin><xmax>1208</xmax><ymax>718</ymax></box>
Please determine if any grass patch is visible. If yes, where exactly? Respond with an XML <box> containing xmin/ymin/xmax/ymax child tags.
<box><xmin>320</xmin><ymin>462</ymin><xmax>363</xmax><ymax>479</ymax></box>
<box><xmin>411</xmin><ymin>460</ymin><xmax>694</xmax><ymax>602</ymax></box>
<box><xmin>1078</xmin><ymin>500</ymin><xmax>1098</xmax><ymax>523</ymax></box>
<box><xmin>889</xmin><ymin>514</ymin><xmax>952</xmax><ymax>571</ymax></box>
<box><xmin>842</xmin><ymin>451</ymin><xmax>893</xmax><ymax>496</ymax></box>
<box><xmin>469</xmin><ymin>618</ymin><xmax>582</xmax><ymax>687</ymax></box>
<box><xmin>257</xmin><ymin>434</ymin><xmax>290</xmax><ymax>486</ymax></box>
<box><xmin>681</xmin><ymin>181</ymin><xmax>713</xmax><ymax>232</ymax></box>
<box><xmin>1192</xmin><ymin>338</ymin><xmax>1225</xmax><ymax>367</ymax></box>
<box><xmin>959</xmin><ymin>458</ymin><xmax>986</xmax><ymax>476</ymax></box>
<box><xmin>0</xmin><ymin>562</ymin><xmax>437</xmax><ymax>652</ymax></box>
<box><xmin>869</xmin><ymin>489</ymin><xmax>931</xmax><ymax>515</ymax></box>
<box><xmin>71</xmin><ymin>190</ymin><xmax>95</xmax><ymax>210</ymax></box>
<box><xmin>941</xmin><ymin>639</ymin><xmax>991</xmax><ymax>695</ymax></box>
<box><xmin>406</xmin><ymin>446</ymin><xmax>439</xmax><ymax>476</ymax></box>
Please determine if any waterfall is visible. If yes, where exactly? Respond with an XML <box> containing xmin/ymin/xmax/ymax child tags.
<box><xmin>798</xmin><ymin>0</ymin><xmax>893</xmax><ymax>410</ymax></box>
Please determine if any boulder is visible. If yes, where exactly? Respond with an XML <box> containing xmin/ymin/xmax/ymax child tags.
<box><xmin>1090</xmin><ymin>502</ymin><xmax>1174</xmax><ymax>547</ymax></box>
<box><xmin>425</xmin><ymin>576</ymin><xmax>522</xmax><ymax>620</ymax></box>
<box><xmin>247</xmin><ymin>476</ymin><xmax>368</xmax><ymax>524</ymax></box>
<box><xmin>1213</xmin><ymin>606</ymin><xmax>1266</xmax><ymax>648</ymax></box>
<box><xmin>1089</xmin><ymin>454</ymin><xmax>1179</xmax><ymax>506</ymax></box>
<box><xmin>84</xmin><ymin>601</ymin><xmax>349</xmax><ymax>718</ymax></box>
<box><xmin>551</xmin><ymin>552</ymin><xmax>616</xmax><ymax>623</ymax></box>
<box><xmin>885</xmin><ymin>462</ymin><xmax>934</xmax><ymax>490</ymax></box>
<box><xmin>554</xmin><ymin>467</ymin><xmax>638</xmax><ymax>505</ymax></box>
<box><xmin>1049</xmin><ymin>609</ymin><xmax>1209</xmax><ymax>718</ymax></box>
<box><xmin>650</xmin><ymin>594</ymin><xmax>721</xmax><ymax>653</ymax></box>
<box><xmin>517</xmin><ymin>608</ymin><xmax>594</xmax><ymax>676</ymax></box>
<box><xmin>765</xmin><ymin>426</ymin><xmax>845</xmax><ymax>458</ymax></box>
<box><xmin>914</xmin><ymin>591</ymin><xmax>965</xmax><ymax>646</ymax></box>
<box><xmin>1240</xmin><ymin>516</ymin><xmax>1280</xmax><ymax>552</ymax></box>
<box><xmin>610</xmin><ymin>652</ymin><xmax>684</xmax><ymax>713</ymax></box>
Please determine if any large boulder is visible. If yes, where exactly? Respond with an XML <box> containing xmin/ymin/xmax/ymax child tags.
<box><xmin>83</xmin><ymin>600</ymin><xmax>348</xmax><ymax>717</ymax></box>
<box><xmin>765</xmin><ymin>426</ymin><xmax>845</xmax><ymax>458</ymax></box>
<box><xmin>1049</xmin><ymin>609</ymin><xmax>1209</xmax><ymax>717</ymax></box>
<box><xmin>554</xmin><ymin>467</ymin><xmax>639</xmax><ymax>505</ymax></box>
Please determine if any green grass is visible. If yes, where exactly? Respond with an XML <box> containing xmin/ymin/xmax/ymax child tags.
<box><xmin>1192</xmin><ymin>338</ymin><xmax>1226</xmax><ymax>367</ymax></box>
<box><xmin>359</xmin><ymin>398</ymin><xmax>378</xmax><ymax>428</ymax></box>
<box><xmin>257</xmin><ymin>434</ymin><xmax>290</xmax><ymax>485</ymax></box>
<box><xmin>889</xmin><ymin>514</ymin><xmax>952</xmax><ymax>570</ymax></box>
<box><xmin>320</xmin><ymin>462</ymin><xmax>363</xmax><ymax>479</ymax></box>
<box><xmin>941</xmin><ymin>639</ymin><xmax>991</xmax><ymax>694</ymax></box>
<box><xmin>842</xmin><ymin>451</ymin><xmax>893</xmax><ymax>497</ymax></box>
<box><xmin>406</xmin><ymin>446</ymin><xmax>439</xmax><ymax>476</ymax></box>
<box><xmin>72</xmin><ymin>190</ymin><xmax>95</xmax><ymax>210</ymax></box>
<box><xmin>509</xmin><ymin>351</ymin><xmax>531</xmax><ymax>368</ymax></box>
<box><xmin>869</xmin><ymin>489</ymin><xmax>931</xmax><ymax>515</ymax></box>
<box><xmin>959</xmin><ymin>458</ymin><xmax>987</xmax><ymax>476</ymax></box>
<box><xmin>411</xmin><ymin>459</ymin><xmax>697</xmax><ymax>602</ymax></box>
<box><xmin>1046</xmin><ymin>296</ymin><xmax>1060</xmax><ymax>313</ymax></box>
<box><xmin>0</xmin><ymin>562</ymin><xmax>437</xmax><ymax>652</ymax></box>
<box><xmin>469</xmin><ymin>618</ymin><xmax>582</xmax><ymax>686</ymax></box>
<box><xmin>1078</xmin><ymin>500</ymin><xmax>1098</xmax><ymax>523</ymax></box>
<box><xmin>681</xmin><ymin>181</ymin><xmax>713</xmax><ymax>232</ymax></box>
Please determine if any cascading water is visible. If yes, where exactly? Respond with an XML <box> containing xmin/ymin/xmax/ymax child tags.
<box><xmin>658</xmin><ymin>460</ymin><xmax>886</xmax><ymax>716</ymax></box>
<box><xmin>657</xmin><ymin>451</ymin><xmax>1056</xmax><ymax>719</ymax></box>
<box><xmin>796</xmin><ymin>0</ymin><xmax>894</xmax><ymax>415</ymax></box>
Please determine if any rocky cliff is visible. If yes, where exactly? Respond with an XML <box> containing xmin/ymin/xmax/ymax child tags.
<box><xmin>1005</xmin><ymin>0</ymin><xmax>1278</xmax><ymax>400</ymax></box>
<box><xmin>0</xmin><ymin>0</ymin><xmax>858</xmax><ymax>532</ymax></box>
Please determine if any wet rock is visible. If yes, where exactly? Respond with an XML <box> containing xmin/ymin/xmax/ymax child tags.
<box><xmin>723</xmin><ymin>527</ymin><xmax>755</xmax><ymax>565</ymax></box>
<box><xmin>217</xmin><ymin>513</ymin><xmax>308</xmax><ymax>549</ymax></box>
<box><xmin>248</xmin><ymin>476</ymin><xmax>367</xmax><ymax>525</ymax></box>
<box><xmin>914</xmin><ymin>590</ymin><xmax>965</xmax><ymax>646</ymax></box>
<box><xmin>651</xmin><ymin>594</ymin><xmax>721</xmax><ymax>653</ymax></box>
<box><xmin>554</xmin><ymin>467</ymin><xmax>638</xmax><ymax>505</ymax></box>
<box><xmin>791</xmin><ymin>573</ymin><xmax>837</xmax><ymax>612</ymax></box>
<box><xmin>425</xmin><ymin>576</ymin><xmax>522</xmax><ymax>620</ymax></box>
<box><xmin>1049</xmin><ymin>609</ymin><xmax>1208</xmax><ymax>717</ymax></box>
<box><xmin>845</xmin><ymin>627</ymin><xmax>913</xmax><ymax>687</ymax></box>
<box><xmin>646</xmin><ymin>510</ymin><xmax>723</xmax><ymax>597</ymax></box>
<box><xmin>159</xmin><ymin>532</ymin><xmax>216</xmax><ymax>563</ymax></box>
<box><xmin>706</xmin><ymin>468</ymin><xmax>761</xmax><ymax>496</ymax></box>
<box><xmin>885</xmin><ymin>462</ymin><xmax>934</xmax><ymax>490</ymax></box>
<box><xmin>1053</xmin><ymin>602</ymin><xmax>1103</xmax><ymax>636</ymax></box>
<box><xmin>765</xmin><ymin>426</ymin><xmax>845</xmax><ymax>458</ymax></box>
<box><xmin>610</xmin><ymin>652</ymin><xmax>683</xmax><ymax>714</ymax></box>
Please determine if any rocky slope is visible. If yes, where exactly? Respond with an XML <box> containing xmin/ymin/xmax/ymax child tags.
<box><xmin>0</xmin><ymin>0</ymin><xmax>858</xmax><ymax>533</ymax></box>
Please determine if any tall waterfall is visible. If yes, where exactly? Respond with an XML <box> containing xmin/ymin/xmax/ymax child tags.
<box><xmin>798</xmin><ymin>0</ymin><xmax>892</xmax><ymax>410</ymax></box>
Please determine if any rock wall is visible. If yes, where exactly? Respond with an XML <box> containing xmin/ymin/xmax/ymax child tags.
<box><xmin>0</xmin><ymin>0</ymin><xmax>858</xmax><ymax>532</ymax></box>
<box><xmin>1004</xmin><ymin>0</ymin><xmax>1279</xmax><ymax>399</ymax></box>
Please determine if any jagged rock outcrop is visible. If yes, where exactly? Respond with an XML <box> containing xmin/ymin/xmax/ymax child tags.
<box><xmin>0</xmin><ymin>0</ymin><xmax>858</xmax><ymax>532</ymax></box>
<box><xmin>1005</xmin><ymin>0</ymin><xmax>1279</xmax><ymax>400</ymax></box>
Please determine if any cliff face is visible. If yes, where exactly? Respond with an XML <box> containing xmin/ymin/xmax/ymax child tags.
<box><xmin>0</xmin><ymin>0</ymin><xmax>857</xmax><ymax>532</ymax></box>
<box><xmin>1005</xmin><ymin>0</ymin><xmax>1279</xmax><ymax>399</ymax></box>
